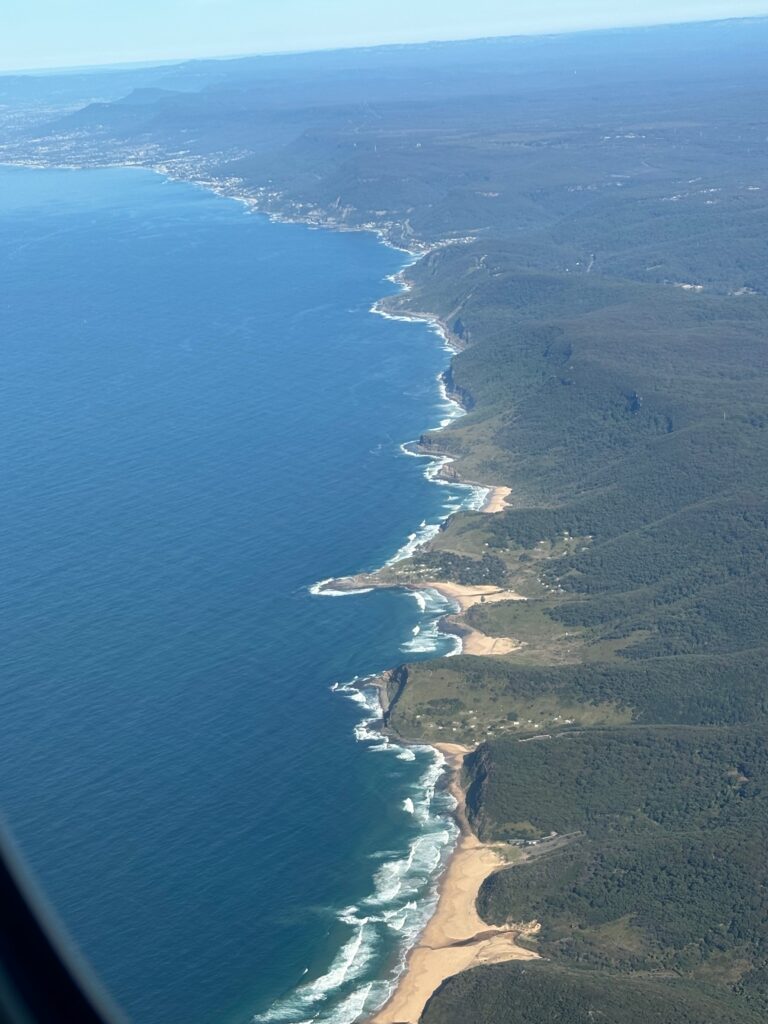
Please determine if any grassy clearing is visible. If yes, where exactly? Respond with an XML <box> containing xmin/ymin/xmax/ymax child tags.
<box><xmin>388</xmin><ymin>659</ymin><xmax>630</xmax><ymax>745</ymax></box>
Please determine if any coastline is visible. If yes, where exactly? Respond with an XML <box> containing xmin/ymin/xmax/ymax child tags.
<box><xmin>10</xmin><ymin>157</ymin><xmax>517</xmax><ymax>1023</ymax></box>
<box><xmin>482</xmin><ymin>485</ymin><xmax>511</xmax><ymax>514</ymax></box>
<box><xmin>240</xmin><ymin>177</ymin><xmax>527</xmax><ymax>1020</ymax></box>
<box><xmin>277</xmin><ymin>197</ymin><xmax>524</xmax><ymax>1020</ymax></box>
<box><xmin>424</xmin><ymin>580</ymin><xmax>525</xmax><ymax>656</ymax></box>
<box><xmin>417</xmin><ymin>580</ymin><xmax>524</xmax><ymax>614</ymax></box>
<box><xmin>368</xmin><ymin>744</ymin><xmax>539</xmax><ymax>1024</ymax></box>
<box><xmin>238</xmin><ymin>202</ymin><xmax>482</xmax><ymax>1023</ymax></box>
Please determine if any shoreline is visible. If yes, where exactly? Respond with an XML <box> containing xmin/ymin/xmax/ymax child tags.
<box><xmin>187</xmin><ymin>170</ymin><xmax>526</xmax><ymax>1019</ymax></box>
<box><xmin>315</xmin><ymin>219</ymin><xmax>524</xmax><ymax>1017</ymax></box>
<box><xmin>13</xmin><ymin>157</ymin><xmax>516</xmax><ymax>1023</ymax></box>
<box><xmin>238</xmin><ymin>178</ymin><xmax>525</xmax><ymax>1020</ymax></box>
<box><xmin>417</xmin><ymin>580</ymin><xmax>525</xmax><ymax>614</ymax></box>
<box><xmin>482</xmin><ymin>484</ymin><xmax>511</xmax><ymax>514</ymax></box>
<box><xmin>421</xmin><ymin>580</ymin><xmax>525</xmax><ymax>656</ymax></box>
<box><xmin>320</xmin><ymin>577</ymin><xmax>526</xmax><ymax>659</ymax></box>
<box><xmin>296</xmin><ymin>215</ymin><xmax>525</xmax><ymax>1017</ymax></box>
<box><xmin>368</xmin><ymin>744</ymin><xmax>539</xmax><ymax>1024</ymax></box>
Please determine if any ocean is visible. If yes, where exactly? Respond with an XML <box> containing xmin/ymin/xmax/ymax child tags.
<box><xmin>0</xmin><ymin>164</ymin><xmax>481</xmax><ymax>1024</ymax></box>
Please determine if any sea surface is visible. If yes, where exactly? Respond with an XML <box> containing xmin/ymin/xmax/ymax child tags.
<box><xmin>0</xmin><ymin>164</ymin><xmax>482</xmax><ymax>1024</ymax></box>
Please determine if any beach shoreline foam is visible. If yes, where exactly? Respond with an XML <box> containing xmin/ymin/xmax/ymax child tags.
<box><xmin>369</xmin><ymin>743</ymin><xmax>540</xmax><ymax>1024</ymax></box>
<box><xmin>304</xmin><ymin>247</ymin><xmax>527</xmax><ymax>1017</ymax></box>
<box><xmin>287</xmin><ymin>224</ymin><xmax>526</xmax><ymax>1022</ymax></box>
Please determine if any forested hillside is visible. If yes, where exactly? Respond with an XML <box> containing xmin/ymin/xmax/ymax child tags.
<box><xmin>458</xmin><ymin>729</ymin><xmax>768</xmax><ymax>1015</ymax></box>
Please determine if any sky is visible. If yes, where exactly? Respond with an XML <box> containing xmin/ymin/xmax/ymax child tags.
<box><xmin>3</xmin><ymin>0</ymin><xmax>768</xmax><ymax>72</ymax></box>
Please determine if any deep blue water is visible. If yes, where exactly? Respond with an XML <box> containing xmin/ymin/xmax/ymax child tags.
<box><xmin>0</xmin><ymin>165</ymin><xmax>477</xmax><ymax>1024</ymax></box>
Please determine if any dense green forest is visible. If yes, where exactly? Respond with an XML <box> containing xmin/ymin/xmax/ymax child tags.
<box><xmin>422</xmin><ymin>962</ymin><xmax>764</xmax><ymax>1024</ymax></box>
<box><xmin>466</xmin><ymin>729</ymin><xmax>768</xmax><ymax>1012</ymax></box>
<box><xmin>7</xmin><ymin>16</ymin><xmax>768</xmax><ymax>1023</ymax></box>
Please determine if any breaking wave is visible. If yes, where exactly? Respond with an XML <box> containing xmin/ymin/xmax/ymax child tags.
<box><xmin>253</xmin><ymin>679</ymin><xmax>458</xmax><ymax>1024</ymax></box>
<box><xmin>273</xmin><ymin>253</ymin><xmax>484</xmax><ymax>1023</ymax></box>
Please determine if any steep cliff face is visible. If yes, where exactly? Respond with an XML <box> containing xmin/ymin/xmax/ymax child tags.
<box><xmin>383</xmin><ymin>666</ymin><xmax>409</xmax><ymax>728</ymax></box>
<box><xmin>462</xmin><ymin>743</ymin><xmax>493</xmax><ymax>839</ymax></box>
<box><xmin>440</xmin><ymin>366</ymin><xmax>475</xmax><ymax>411</ymax></box>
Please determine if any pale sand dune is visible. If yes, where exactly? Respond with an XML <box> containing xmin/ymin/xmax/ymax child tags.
<box><xmin>369</xmin><ymin>746</ymin><xmax>539</xmax><ymax>1024</ymax></box>
<box><xmin>481</xmin><ymin>485</ymin><xmax>511</xmax><ymax>513</ymax></box>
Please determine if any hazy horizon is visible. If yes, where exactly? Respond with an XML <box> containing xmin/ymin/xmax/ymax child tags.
<box><xmin>3</xmin><ymin>2</ymin><xmax>768</xmax><ymax>74</ymax></box>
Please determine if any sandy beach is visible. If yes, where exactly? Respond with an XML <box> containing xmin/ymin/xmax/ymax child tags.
<box><xmin>369</xmin><ymin>744</ymin><xmax>539</xmax><ymax>1024</ymax></box>
<box><xmin>459</xmin><ymin>628</ymin><xmax>522</xmax><ymax>656</ymax></box>
<box><xmin>411</xmin><ymin>581</ymin><xmax>525</xmax><ymax>656</ymax></box>
<box><xmin>417</xmin><ymin>580</ymin><xmax>525</xmax><ymax>613</ymax></box>
<box><xmin>481</xmin><ymin>485</ymin><xmax>511</xmax><ymax>514</ymax></box>
<box><xmin>319</xmin><ymin>577</ymin><xmax>525</xmax><ymax>655</ymax></box>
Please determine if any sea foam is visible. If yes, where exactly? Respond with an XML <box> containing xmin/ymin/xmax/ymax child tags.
<box><xmin>253</xmin><ymin>679</ymin><xmax>458</xmax><ymax>1024</ymax></box>
<box><xmin>284</xmin><ymin>256</ymin><xmax>483</xmax><ymax>1024</ymax></box>
<box><xmin>309</xmin><ymin>578</ymin><xmax>375</xmax><ymax>597</ymax></box>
